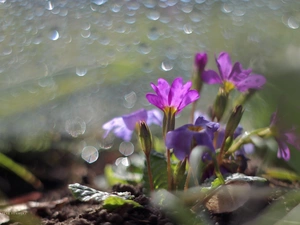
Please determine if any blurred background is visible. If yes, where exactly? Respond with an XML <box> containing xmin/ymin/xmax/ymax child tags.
<box><xmin>0</xmin><ymin>0</ymin><xmax>300</xmax><ymax>196</ymax></box>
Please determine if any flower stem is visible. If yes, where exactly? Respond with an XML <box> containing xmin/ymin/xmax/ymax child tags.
<box><xmin>189</xmin><ymin>101</ymin><xmax>197</xmax><ymax>123</ymax></box>
<box><xmin>145</xmin><ymin>154</ymin><xmax>154</xmax><ymax>192</ymax></box>
<box><xmin>167</xmin><ymin>148</ymin><xmax>173</xmax><ymax>191</ymax></box>
<box><xmin>226</xmin><ymin>127</ymin><xmax>272</xmax><ymax>155</ymax></box>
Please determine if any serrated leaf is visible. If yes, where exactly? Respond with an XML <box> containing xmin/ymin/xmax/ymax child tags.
<box><xmin>225</xmin><ymin>173</ymin><xmax>267</xmax><ymax>183</ymax></box>
<box><xmin>68</xmin><ymin>183</ymin><xmax>134</xmax><ymax>202</ymax></box>
<box><xmin>103</xmin><ymin>196</ymin><xmax>142</xmax><ymax>210</ymax></box>
<box><xmin>143</xmin><ymin>150</ymin><xmax>168</xmax><ymax>192</ymax></box>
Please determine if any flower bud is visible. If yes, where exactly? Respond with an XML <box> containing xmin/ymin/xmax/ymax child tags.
<box><xmin>212</xmin><ymin>87</ymin><xmax>228</xmax><ymax>121</ymax></box>
<box><xmin>225</xmin><ymin>105</ymin><xmax>244</xmax><ymax>138</ymax></box>
<box><xmin>192</xmin><ymin>52</ymin><xmax>208</xmax><ymax>94</ymax></box>
<box><xmin>138</xmin><ymin>121</ymin><xmax>153</xmax><ymax>156</ymax></box>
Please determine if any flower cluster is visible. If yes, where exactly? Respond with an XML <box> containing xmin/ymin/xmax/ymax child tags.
<box><xmin>101</xmin><ymin>51</ymin><xmax>299</xmax><ymax>192</ymax></box>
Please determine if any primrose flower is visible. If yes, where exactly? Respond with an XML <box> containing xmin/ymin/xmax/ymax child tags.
<box><xmin>202</xmin><ymin>52</ymin><xmax>266</xmax><ymax>93</ymax></box>
<box><xmin>102</xmin><ymin>108</ymin><xmax>162</xmax><ymax>142</ymax></box>
<box><xmin>165</xmin><ymin>116</ymin><xmax>219</xmax><ymax>160</ymax></box>
<box><xmin>269</xmin><ymin>112</ymin><xmax>300</xmax><ymax>161</ymax></box>
<box><xmin>195</xmin><ymin>52</ymin><xmax>208</xmax><ymax>73</ymax></box>
<box><xmin>146</xmin><ymin>77</ymin><xmax>199</xmax><ymax>115</ymax></box>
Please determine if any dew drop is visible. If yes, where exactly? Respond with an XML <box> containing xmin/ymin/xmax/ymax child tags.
<box><xmin>119</xmin><ymin>141</ymin><xmax>134</xmax><ymax>156</ymax></box>
<box><xmin>76</xmin><ymin>67</ymin><xmax>88</xmax><ymax>76</ymax></box>
<box><xmin>124</xmin><ymin>91</ymin><xmax>137</xmax><ymax>108</ymax></box>
<box><xmin>81</xmin><ymin>146</ymin><xmax>98</xmax><ymax>163</ymax></box>
<box><xmin>46</xmin><ymin>1</ymin><xmax>53</xmax><ymax>11</ymax></box>
<box><xmin>115</xmin><ymin>157</ymin><xmax>130</xmax><ymax>167</ymax></box>
<box><xmin>48</xmin><ymin>30</ymin><xmax>59</xmax><ymax>40</ymax></box>
<box><xmin>65</xmin><ymin>117</ymin><xmax>86</xmax><ymax>137</ymax></box>
<box><xmin>92</xmin><ymin>0</ymin><xmax>107</xmax><ymax>6</ymax></box>
<box><xmin>99</xmin><ymin>132</ymin><xmax>115</xmax><ymax>150</ymax></box>
<box><xmin>183</xmin><ymin>24</ymin><xmax>193</xmax><ymax>34</ymax></box>
<box><xmin>146</xmin><ymin>11</ymin><xmax>160</xmax><ymax>21</ymax></box>
<box><xmin>147</xmin><ymin>27</ymin><xmax>160</xmax><ymax>40</ymax></box>
<box><xmin>287</xmin><ymin>17</ymin><xmax>299</xmax><ymax>29</ymax></box>
<box><xmin>137</xmin><ymin>43</ymin><xmax>151</xmax><ymax>54</ymax></box>
<box><xmin>161</xmin><ymin>60</ymin><xmax>174</xmax><ymax>71</ymax></box>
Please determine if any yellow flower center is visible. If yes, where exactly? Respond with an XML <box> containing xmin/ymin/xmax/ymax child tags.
<box><xmin>223</xmin><ymin>81</ymin><xmax>235</xmax><ymax>93</ymax></box>
<box><xmin>188</xmin><ymin>125</ymin><xmax>203</xmax><ymax>132</ymax></box>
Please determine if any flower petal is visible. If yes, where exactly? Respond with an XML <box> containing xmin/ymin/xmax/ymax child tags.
<box><xmin>102</xmin><ymin>117</ymin><xmax>124</xmax><ymax>137</ymax></box>
<box><xmin>216</xmin><ymin>52</ymin><xmax>233</xmax><ymax>79</ymax></box>
<box><xmin>168</xmin><ymin>77</ymin><xmax>185</xmax><ymax>106</ymax></box>
<box><xmin>146</xmin><ymin>93</ymin><xmax>164</xmax><ymax>111</ymax></box>
<box><xmin>177</xmin><ymin>90</ymin><xmax>199</xmax><ymax>113</ymax></box>
<box><xmin>147</xmin><ymin>109</ymin><xmax>163</xmax><ymax>126</ymax></box>
<box><xmin>277</xmin><ymin>139</ymin><xmax>290</xmax><ymax>161</ymax></box>
<box><xmin>202</xmin><ymin>70</ymin><xmax>222</xmax><ymax>84</ymax></box>
<box><xmin>284</xmin><ymin>130</ymin><xmax>300</xmax><ymax>150</ymax></box>
<box><xmin>122</xmin><ymin>109</ymin><xmax>148</xmax><ymax>130</ymax></box>
<box><xmin>165</xmin><ymin>129</ymin><xmax>194</xmax><ymax>160</ymax></box>
<box><xmin>228</xmin><ymin>62</ymin><xmax>252</xmax><ymax>83</ymax></box>
<box><xmin>235</xmin><ymin>74</ymin><xmax>266</xmax><ymax>92</ymax></box>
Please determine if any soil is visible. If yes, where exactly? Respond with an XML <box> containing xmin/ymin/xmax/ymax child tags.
<box><xmin>0</xmin><ymin>149</ymin><xmax>298</xmax><ymax>225</ymax></box>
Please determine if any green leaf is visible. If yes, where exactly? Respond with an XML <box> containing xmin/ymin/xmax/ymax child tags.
<box><xmin>143</xmin><ymin>150</ymin><xmax>168</xmax><ymax>193</ymax></box>
<box><xmin>103</xmin><ymin>196</ymin><xmax>141</xmax><ymax>210</ymax></box>
<box><xmin>211</xmin><ymin>177</ymin><xmax>223</xmax><ymax>188</ymax></box>
<box><xmin>263</xmin><ymin>168</ymin><xmax>300</xmax><ymax>182</ymax></box>
<box><xmin>68</xmin><ymin>183</ymin><xmax>134</xmax><ymax>202</ymax></box>
<box><xmin>104</xmin><ymin>164</ymin><xmax>142</xmax><ymax>186</ymax></box>
<box><xmin>248</xmin><ymin>189</ymin><xmax>300</xmax><ymax>225</ymax></box>
<box><xmin>152</xmin><ymin>190</ymin><xmax>205</xmax><ymax>225</ymax></box>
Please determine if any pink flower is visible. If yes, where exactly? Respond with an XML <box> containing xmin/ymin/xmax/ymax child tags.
<box><xmin>270</xmin><ymin>112</ymin><xmax>300</xmax><ymax>161</ymax></box>
<box><xmin>202</xmin><ymin>52</ymin><xmax>266</xmax><ymax>93</ymax></box>
<box><xmin>145</xmin><ymin>77</ymin><xmax>199</xmax><ymax>114</ymax></box>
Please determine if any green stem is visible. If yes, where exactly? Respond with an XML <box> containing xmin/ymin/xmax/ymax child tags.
<box><xmin>212</xmin><ymin>154</ymin><xmax>225</xmax><ymax>184</ymax></box>
<box><xmin>146</xmin><ymin>154</ymin><xmax>154</xmax><ymax>192</ymax></box>
<box><xmin>226</xmin><ymin>127</ymin><xmax>272</xmax><ymax>155</ymax></box>
<box><xmin>166</xmin><ymin>148</ymin><xmax>173</xmax><ymax>191</ymax></box>
<box><xmin>0</xmin><ymin>152</ymin><xmax>42</xmax><ymax>189</ymax></box>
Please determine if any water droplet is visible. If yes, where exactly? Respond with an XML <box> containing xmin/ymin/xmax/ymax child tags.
<box><xmin>92</xmin><ymin>0</ymin><xmax>107</xmax><ymax>6</ymax></box>
<box><xmin>81</xmin><ymin>30</ymin><xmax>91</xmax><ymax>38</ymax></box>
<box><xmin>65</xmin><ymin>117</ymin><xmax>86</xmax><ymax>137</ymax></box>
<box><xmin>76</xmin><ymin>67</ymin><xmax>88</xmax><ymax>76</ymax></box>
<box><xmin>110</xmin><ymin>3</ymin><xmax>122</xmax><ymax>13</ymax></box>
<box><xmin>137</xmin><ymin>43</ymin><xmax>151</xmax><ymax>54</ymax></box>
<box><xmin>183</xmin><ymin>24</ymin><xmax>193</xmax><ymax>34</ymax></box>
<box><xmin>2</xmin><ymin>46</ymin><xmax>12</xmax><ymax>56</ymax></box>
<box><xmin>46</xmin><ymin>1</ymin><xmax>53</xmax><ymax>10</ymax></box>
<box><xmin>181</xmin><ymin>4</ymin><xmax>193</xmax><ymax>13</ymax></box>
<box><xmin>161</xmin><ymin>60</ymin><xmax>174</xmax><ymax>71</ymax></box>
<box><xmin>147</xmin><ymin>27</ymin><xmax>160</xmax><ymax>40</ymax></box>
<box><xmin>99</xmin><ymin>132</ymin><xmax>115</xmax><ymax>150</ymax></box>
<box><xmin>48</xmin><ymin>30</ymin><xmax>59</xmax><ymax>40</ymax></box>
<box><xmin>115</xmin><ymin>157</ymin><xmax>130</xmax><ymax>167</ymax></box>
<box><xmin>81</xmin><ymin>146</ymin><xmax>98</xmax><ymax>163</ymax></box>
<box><xmin>195</xmin><ymin>0</ymin><xmax>205</xmax><ymax>3</ymax></box>
<box><xmin>119</xmin><ymin>141</ymin><xmax>134</xmax><ymax>156</ymax></box>
<box><xmin>0</xmin><ymin>0</ymin><xmax>6</xmax><ymax>3</ymax></box>
<box><xmin>221</xmin><ymin>3</ymin><xmax>233</xmax><ymax>13</ymax></box>
<box><xmin>124</xmin><ymin>91</ymin><xmax>137</xmax><ymax>108</ymax></box>
<box><xmin>143</xmin><ymin>0</ymin><xmax>156</xmax><ymax>8</ymax></box>
<box><xmin>146</xmin><ymin>11</ymin><xmax>160</xmax><ymax>21</ymax></box>
<box><xmin>287</xmin><ymin>17</ymin><xmax>299</xmax><ymax>29</ymax></box>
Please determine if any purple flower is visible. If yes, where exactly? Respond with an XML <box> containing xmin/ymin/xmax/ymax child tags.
<box><xmin>195</xmin><ymin>52</ymin><xmax>208</xmax><ymax>72</ymax></box>
<box><xmin>165</xmin><ymin>116</ymin><xmax>219</xmax><ymax>160</ymax></box>
<box><xmin>102</xmin><ymin>109</ymin><xmax>162</xmax><ymax>142</ymax></box>
<box><xmin>202</xmin><ymin>52</ymin><xmax>266</xmax><ymax>93</ymax></box>
<box><xmin>145</xmin><ymin>77</ymin><xmax>199</xmax><ymax>114</ymax></box>
<box><xmin>270</xmin><ymin>112</ymin><xmax>300</xmax><ymax>161</ymax></box>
